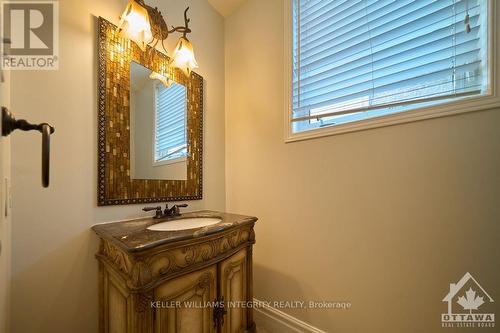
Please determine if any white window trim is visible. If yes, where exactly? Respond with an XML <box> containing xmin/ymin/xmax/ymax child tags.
<box><xmin>152</xmin><ymin>82</ymin><xmax>160</xmax><ymax>166</ymax></box>
<box><xmin>284</xmin><ymin>0</ymin><xmax>500</xmax><ymax>143</ymax></box>
<box><xmin>152</xmin><ymin>156</ymin><xmax>187</xmax><ymax>167</ymax></box>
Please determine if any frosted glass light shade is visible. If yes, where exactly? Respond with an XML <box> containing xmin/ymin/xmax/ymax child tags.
<box><xmin>171</xmin><ymin>37</ymin><xmax>198</xmax><ymax>76</ymax></box>
<box><xmin>149</xmin><ymin>71</ymin><xmax>173</xmax><ymax>87</ymax></box>
<box><xmin>118</xmin><ymin>0</ymin><xmax>153</xmax><ymax>51</ymax></box>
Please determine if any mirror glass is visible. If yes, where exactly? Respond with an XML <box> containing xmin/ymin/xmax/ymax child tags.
<box><xmin>129</xmin><ymin>61</ymin><xmax>188</xmax><ymax>180</ymax></box>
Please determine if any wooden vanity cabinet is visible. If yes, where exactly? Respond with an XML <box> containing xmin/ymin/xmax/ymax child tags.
<box><xmin>154</xmin><ymin>266</ymin><xmax>217</xmax><ymax>333</ymax></box>
<box><xmin>95</xmin><ymin>222</ymin><xmax>256</xmax><ymax>333</ymax></box>
<box><xmin>219</xmin><ymin>250</ymin><xmax>248</xmax><ymax>333</ymax></box>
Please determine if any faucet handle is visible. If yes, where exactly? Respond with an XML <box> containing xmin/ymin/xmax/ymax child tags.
<box><xmin>143</xmin><ymin>206</ymin><xmax>161</xmax><ymax>212</ymax></box>
<box><xmin>169</xmin><ymin>203</ymin><xmax>188</xmax><ymax>216</ymax></box>
<box><xmin>143</xmin><ymin>206</ymin><xmax>162</xmax><ymax>218</ymax></box>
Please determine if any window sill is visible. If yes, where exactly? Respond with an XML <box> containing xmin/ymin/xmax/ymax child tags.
<box><xmin>152</xmin><ymin>156</ymin><xmax>187</xmax><ymax>167</ymax></box>
<box><xmin>285</xmin><ymin>94</ymin><xmax>500</xmax><ymax>143</ymax></box>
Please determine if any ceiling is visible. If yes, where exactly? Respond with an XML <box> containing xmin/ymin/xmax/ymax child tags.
<box><xmin>208</xmin><ymin>0</ymin><xmax>247</xmax><ymax>17</ymax></box>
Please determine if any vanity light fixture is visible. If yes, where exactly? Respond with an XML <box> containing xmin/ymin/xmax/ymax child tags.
<box><xmin>171</xmin><ymin>37</ymin><xmax>198</xmax><ymax>76</ymax></box>
<box><xmin>117</xmin><ymin>0</ymin><xmax>152</xmax><ymax>51</ymax></box>
<box><xmin>118</xmin><ymin>0</ymin><xmax>199</xmax><ymax>76</ymax></box>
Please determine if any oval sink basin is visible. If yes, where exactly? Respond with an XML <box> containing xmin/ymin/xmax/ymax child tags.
<box><xmin>147</xmin><ymin>217</ymin><xmax>222</xmax><ymax>231</ymax></box>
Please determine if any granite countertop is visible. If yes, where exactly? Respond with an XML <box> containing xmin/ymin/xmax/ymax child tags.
<box><xmin>92</xmin><ymin>210</ymin><xmax>257</xmax><ymax>253</ymax></box>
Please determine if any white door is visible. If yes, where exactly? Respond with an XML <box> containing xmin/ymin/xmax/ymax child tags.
<box><xmin>0</xmin><ymin>54</ymin><xmax>12</xmax><ymax>332</ymax></box>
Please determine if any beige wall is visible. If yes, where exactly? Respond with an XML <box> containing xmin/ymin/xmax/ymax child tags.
<box><xmin>9</xmin><ymin>0</ymin><xmax>225</xmax><ymax>332</ymax></box>
<box><xmin>225</xmin><ymin>0</ymin><xmax>500</xmax><ymax>332</ymax></box>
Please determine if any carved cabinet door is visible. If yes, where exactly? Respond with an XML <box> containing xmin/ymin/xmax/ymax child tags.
<box><xmin>154</xmin><ymin>266</ymin><xmax>217</xmax><ymax>333</ymax></box>
<box><xmin>220</xmin><ymin>249</ymin><xmax>247</xmax><ymax>333</ymax></box>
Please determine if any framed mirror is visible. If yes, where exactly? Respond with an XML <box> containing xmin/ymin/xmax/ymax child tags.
<box><xmin>130</xmin><ymin>61</ymin><xmax>189</xmax><ymax>181</ymax></box>
<box><xmin>97</xmin><ymin>17</ymin><xmax>203</xmax><ymax>206</ymax></box>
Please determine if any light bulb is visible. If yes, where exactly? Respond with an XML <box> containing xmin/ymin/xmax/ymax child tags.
<box><xmin>118</xmin><ymin>0</ymin><xmax>153</xmax><ymax>51</ymax></box>
<box><xmin>171</xmin><ymin>37</ymin><xmax>198</xmax><ymax>76</ymax></box>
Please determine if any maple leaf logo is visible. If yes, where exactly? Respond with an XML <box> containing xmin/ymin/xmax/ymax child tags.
<box><xmin>457</xmin><ymin>287</ymin><xmax>485</xmax><ymax>313</ymax></box>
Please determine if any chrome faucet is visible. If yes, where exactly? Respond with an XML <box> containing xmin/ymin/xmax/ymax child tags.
<box><xmin>143</xmin><ymin>203</ymin><xmax>188</xmax><ymax>219</ymax></box>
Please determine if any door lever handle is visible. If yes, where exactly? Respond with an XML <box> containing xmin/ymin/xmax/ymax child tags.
<box><xmin>1</xmin><ymin>107</ymin><xmax>55</xmax><ymax>187</ymax></box>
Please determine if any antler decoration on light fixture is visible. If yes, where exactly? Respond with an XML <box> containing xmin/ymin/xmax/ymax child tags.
<box><xmin>118</xmin><ymin>0</ymin><xmax>198</xmax><ymax>77</ymax></box>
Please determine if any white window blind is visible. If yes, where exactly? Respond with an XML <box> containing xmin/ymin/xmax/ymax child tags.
<box><xmin>292</xmin><ymin>0</ymin><xmax>488</xmax><ymax>132</ymax></box>
<box><xmin>154</xmin><ymin>83</ymin><xmax>187</xmax><ymax>162</ymax></box>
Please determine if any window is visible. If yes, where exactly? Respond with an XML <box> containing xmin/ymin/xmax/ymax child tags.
<box><xmin>154</xmin><ymin>82</ymin><xmax>187</xmax><ymax>164</ymax></box>
<box><xmin>287</xmin><ymin>0</ymin><xmax>496</xmax><ymax>140</ymax></box>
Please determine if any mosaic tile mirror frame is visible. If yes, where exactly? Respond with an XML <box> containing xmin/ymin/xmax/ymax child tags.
<box><xmin>97</xmin><ymin>17</ymin><xmax>203</xmax><ymax>206</ymax></box>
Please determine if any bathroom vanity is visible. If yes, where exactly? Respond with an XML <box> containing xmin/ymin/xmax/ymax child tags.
<box><xmin>93</xmin><ymin>17</ymin><xmax>256</xmax><ymax>333</ymax></box>
<box><xmin>92</xmin><ymin>211</ymin><xmax>257</xmax><ymax>333</ymax></box>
